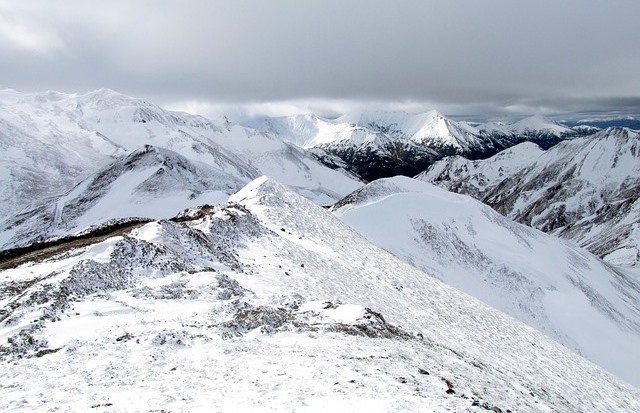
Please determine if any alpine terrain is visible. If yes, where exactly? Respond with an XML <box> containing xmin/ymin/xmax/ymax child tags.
<box><xmin>1</xmin><ymin>88</ymin><xmax>640</xmax><ymax>411</ymax></box>
<box><xmin>0</xmin><ymin>88</ymin><xmax>364</xmax><ymax>252</ymax></box>
<box><xmin>1</xmin><ymin>178</ymin><xmax>639</xmax><ymax>412</ymax></box>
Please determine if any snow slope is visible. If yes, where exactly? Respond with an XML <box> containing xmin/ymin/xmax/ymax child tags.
<box><xmin>419</xmin><ymin>128</ymin><xmax>640</xmax><ymax>267</ymax></box>
<box><xmin>1</xmin><ymin>177</ymin><xmax>639</xmax><ymax>411</ymax></box>
<box><xmin>418</xmin><ymin>141</ymin><xmax>546</xmax><ymax>199</ymax></box>
<box><xmin>332</xmin><ymin>176</ymin><xmax>640</xmax><ymax>385</ymax></box>
<box><xmin>0</xmin><ymin>89</ymin><xmax>126</xmax><ymax>219</ymax></box>
<box><xmin>508</xmin><ymin>114</ymin><xmax>575</xmax><ymax>143</ymax></box>
<box><xmin>335</xmin><ymin>110</ymin><xmax>486</xmax><ymax>152</ymax></box>
<box><xmin>0</xmin><ymin>145</ymin><xmax>247</xmax><ymax>249</ymax></box>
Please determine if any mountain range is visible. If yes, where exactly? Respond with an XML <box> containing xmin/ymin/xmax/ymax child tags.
<box><xmin>1</xmin><ymin>88</ymin><xmax>640</xmax><ymax>410</ymax></box>
<box><xmin>0</xmin><ymin>88</ymin><xmax>362</xmax><ymax>250</ymax></box>
<box><xmin>251</xmin><ymin>110</ymin><xmax>588</xmax><ymax>181</ymax></box>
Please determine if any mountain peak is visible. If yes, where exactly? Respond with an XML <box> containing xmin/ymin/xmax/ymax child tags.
<box><xmin>511</xmin><ymin>114</ymin><xmax>569</xmax><ymax>132</ymax></box>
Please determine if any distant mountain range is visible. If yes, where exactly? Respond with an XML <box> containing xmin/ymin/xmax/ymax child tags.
<box><xmin>250</xmin><ymin>111</ymin><xmax>594</xmax><ymax>181</ymax></box>
<box><xmin>564</xmin><ymin>116</ymin><xmax>640</xmax><ymax>130</ymax></box>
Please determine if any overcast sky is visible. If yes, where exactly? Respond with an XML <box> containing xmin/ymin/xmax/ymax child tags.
<box><xmin>1</xmin><ymin>0</ymin><xmax>639</xmax><ymax>121</ymax></box>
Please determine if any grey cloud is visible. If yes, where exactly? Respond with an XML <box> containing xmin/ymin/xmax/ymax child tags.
<box><xmin>0</xmin><ymin>0</ymin><xmax>639</xmax><ymax>118</ymax></box>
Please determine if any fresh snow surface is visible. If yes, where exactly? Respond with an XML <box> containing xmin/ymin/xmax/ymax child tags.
<box><xmin>332</xmin><ymin>176</ymin><xmax>640</xmax><ymax>385</ymax></box>
<box><xmin>420</xmin><ymin>127</ymin><xmax>640</xmax><ymax>267</ymax></box>
<box><xmin>1</xmin><ymin>177</ymin><xmax>639</xmax><ymax>412</ymax></box>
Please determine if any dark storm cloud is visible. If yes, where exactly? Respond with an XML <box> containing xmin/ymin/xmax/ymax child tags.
<box><xmin>1</xmin><ymin>0</ymin><xmax>639</xmax><ymax>118</ymax></box>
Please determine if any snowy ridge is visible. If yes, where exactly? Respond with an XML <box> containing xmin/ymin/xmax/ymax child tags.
<box><xmin>333</xmin><ymin>176</ymin><xmax>640</xmax><ymax>385</ymax></box>
<box><xmin>265</xmin><ymin>110</ymin><xmax>500</xmax><ymax>153</ymax></box>
<box><xmin>420</xmin><ymin>127</ymin><xmax>640</xmax><ymax>266</ymax></box>
<box><xmin>417</xmin><ymin>142</ymin><xmax>546</xmax><ymax>199</ymax></box>
<box><xmin>1</xmin><ymin>177</ymin><xmax>639</xmax><ymax>411</ymax></box>
<box><xmin>335</xmin><ymin>110</ymin><xmax>496</xmax><ymax>150</ymax></box>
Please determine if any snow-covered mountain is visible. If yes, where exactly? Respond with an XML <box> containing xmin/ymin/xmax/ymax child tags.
<box><xmin>254</xmin><ymin>111</ymin><xmax>579</xmax><ymax>181</ymax></box>
<box><xmin>507</xmin><ymin>114</ymin><xmax>576</xmax><ymax>148</ymax></box>
<box><xmin>571</xmin><ymin>124</ymin><xmax>602</xmax><ymax>135</ymax></box>
<box><xmin>335</xmin><ymin>110</ymin><xmax>489</xmax><ymax>152</ymax></box>
<box><xmin>419</xmin><ymin>127</ymin><xmax>640</xmax><ymax>267</ymax></box>
<box><xmin>0</xmin><ymin>89</ymin><xmax>362</xmax><ymax>222</ymax></box>
<box><xmin>0</xmin><ymin>145</ymin><xmax>249</xmax><ymax>250</ymax></box>
<box><xmin>0</xmin><ymin>90</ymin><xmax>126</xmax><ymax>220</ymax></box>
<box><xmin>2</xmin><ymin>177</ymin><xmax>639</xmax><ymax>411</ymax></box>
<box><xmin>332</xmin><ymin>176</ymin><xmax>640</xmax><ymax>384</ymax></box>
<box><xmin>254</xmin><ymin>112</ymin><xmax>438</xmax><ymax>181</ymax></box>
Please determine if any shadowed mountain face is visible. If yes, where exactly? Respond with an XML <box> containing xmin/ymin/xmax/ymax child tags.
<box><xmin>419</xmin><ymin>127</ymin><xmax>640</xmax><ymax>267</ymax></box>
